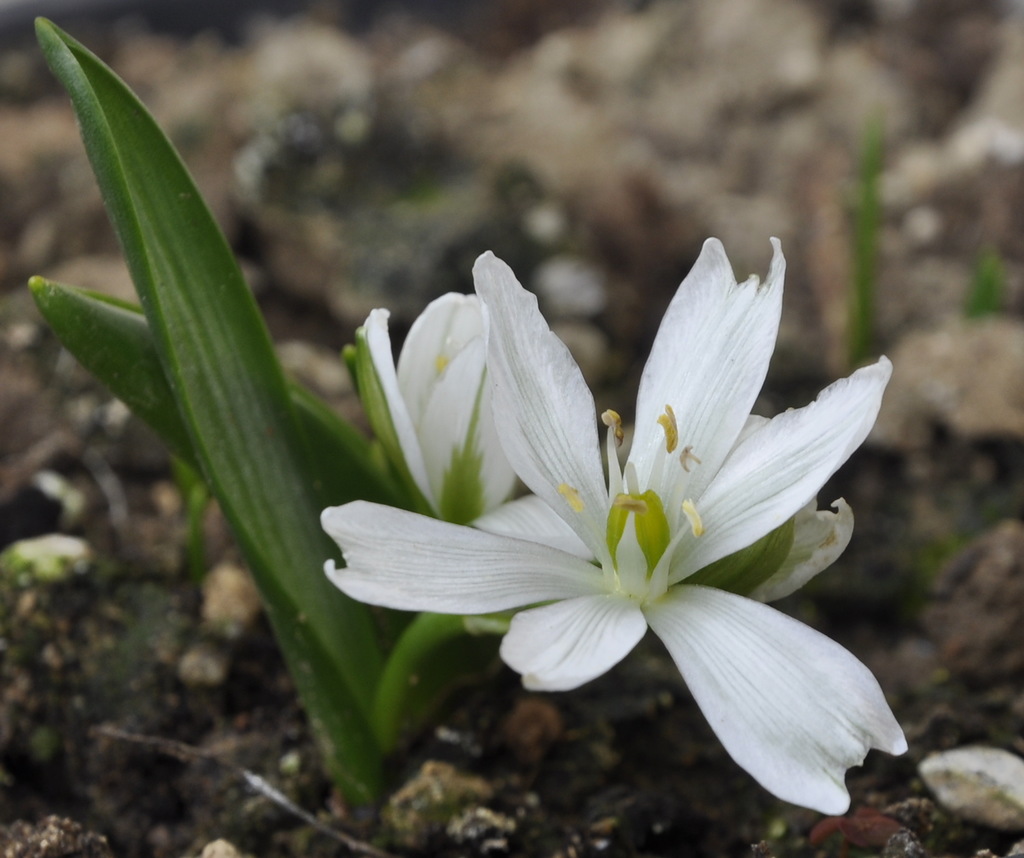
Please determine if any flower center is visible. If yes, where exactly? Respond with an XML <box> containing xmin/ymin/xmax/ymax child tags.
<box><xmin>606</xmin><ymin>489</ymin><xmax>670</xmax><ymax>578</ymax></box>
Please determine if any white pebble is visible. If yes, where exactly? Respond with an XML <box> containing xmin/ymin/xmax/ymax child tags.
<box><xmin>919</xmin><ymin>746</ymin><xmax>1024</xmax><ymax>831</ymax></box>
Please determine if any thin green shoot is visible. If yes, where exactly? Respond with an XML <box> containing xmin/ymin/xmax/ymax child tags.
<box><xmin>849</xmin><ymin>114</ymin><xmax>884</xmax><ymax>368</ymax></box>
<box><xmin>965</xmin><ymin>246</ymin><xmax>1005</xmax><ymax>318</ymax></box>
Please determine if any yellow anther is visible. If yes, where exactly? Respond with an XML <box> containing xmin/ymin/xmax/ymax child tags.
<box><xmin>679</xmin><ymin>445</ymin><xmax>702</xmax><ymax>472</ymax></box>
<box><xmin>612</xmin><ymin>493</ymin><xmax>649</xmax><ymax>515</ymax></box>
<box><xmin>657</xmin><ymin>405</ymin><xmax>678</xmax><ymax>453</ymax></box>
<box><xmin>601</xmin><ymin>409</ymin><xmax>624</xmax><ymax>447</ymax></box>
<box><xmin>435</xmin><ymin>354</ymin><xmax>450</xmax><ymax>374</ymax></box>
<box><xmin>682</xmin><ymin>499</ymin><xmax>705</xmax><ymax>537</ymax></box>
<box><xmin>558</xmin><ymin>483</ymin><xmax>585</xmax><ymax>512</ymax></box>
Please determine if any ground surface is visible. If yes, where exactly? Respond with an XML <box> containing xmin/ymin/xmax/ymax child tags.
<box><xmin>2</xmin><ymin>1</ymin><xmax>1024</xmax><ymax>856</ymax></box>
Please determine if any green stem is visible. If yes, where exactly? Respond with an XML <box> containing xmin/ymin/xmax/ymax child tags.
<box><xmin>372</xmin><ymin>613</ymin><xmax>502</xmax><ymax>751</ymax></box>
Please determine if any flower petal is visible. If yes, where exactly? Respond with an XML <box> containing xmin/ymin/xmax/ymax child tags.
<box><xmin>418</xmin><ymin>338</ymin><xmax>517</xmax><ymax>519</ymax></box>
<box><xmin>631</xmin><ymin>238</ymin><xmax>784</xmax><ymax>507</ymax></box>
<box><xmin>363</xmin><ymin>308</ymin><xmax>434</xmax><ymax>506</ymax></box>
<box><xmin>750</xmin><ymin>498</ymin><xmax>854</xmax><ymax>603</ymax></box>
<box><xmin>322</xmin><ymin>501</ymin><xmax>602</xmax><ymax>612</ymax></box>
<box><xmin>646</xmin><ymin>586</ymin><xmax>906</xmax><ymax>814</ymax></box>
<box><xmin>473</xmin><ymin>495</ymin><xmax>593</xmax><ymax>559</ymax></box>
<box><xmin>500</xmin><ymin>594</ymin><xmax>647</xmax><ymax>691</ymax></box>
<box><xmin>396</xmin><ymin>292</ymin><xmax>484</xmax><ymax>422</ymax></box>
<box><xmin>474</xmin><ymin>252</ymin><xmax>609</xmax><ymax>557</ymax></box>
<box><xmin>673</xmin><ymin>357</ymin><xmax>891</xmax><ymax>581</ymax></box>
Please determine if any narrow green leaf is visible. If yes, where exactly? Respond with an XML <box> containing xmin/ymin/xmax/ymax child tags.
<box><xmin>965</xmin><ymin>246</ymin><xmax>1005</xmax><ymax>318</ymax></box>
<box><xmin>36</xmin><ymin>18</ymin><xmax>384</xmax><ymax>800</ymax></box>
<box><xmin>172</xmin><ymin>457</ymin><xmax>211</xmax><ymax>583</ymax></box>
<box><xmin>29</xmin><ymin>277</ymin><xmax>199</xmax><ymax>468</ymax></box>
<box><xmin>30</xmin><ymin>276</ymin><xmax>408</xmax><ymax>514</ymax></box>
<box><xmin>849</xmin><ymin>114</ymin><xmax>884</xmax><ymax>368</ymax></box>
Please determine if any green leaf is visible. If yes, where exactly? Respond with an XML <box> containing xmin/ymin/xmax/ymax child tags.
<box><xmin>36</xmin><ymin>18</ymin><xmax>384</xmax><ymax>801</ymax></box>
<box><xmin>965</xmin><ymin>246</ymin><xmax>1005</xmax><ymax>318</ymax></box>
<box><xmin>30</xmin><ymin>276</ymin><xmax>409</xmax><ymax>515</ymax></box>
<box><xmin>849</xmin><ymin>113</ymin><xmax>884</xmax><ymax>368</ymax></box>
<box><xmin>29</xmin><ymin>277</ymin><xmax>199</xmax><ymax>468</ymax></box>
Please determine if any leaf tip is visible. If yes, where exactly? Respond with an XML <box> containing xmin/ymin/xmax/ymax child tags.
<box><xmin>34</xmin><ymin>17</ymin><xmax>57</xmax><ymax>40</ymax></box>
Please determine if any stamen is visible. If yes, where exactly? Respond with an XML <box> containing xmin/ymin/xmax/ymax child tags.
<box><xmin>679</xmin><ymin>445</ymin><xmax>702</xmax><ymax>472</ymax></box>
<box><xmin>681</xmin><ymin>499</ymin><xmax>705</xmax><ymax>537</ymax></box>
<box><xmin>558</xmin><ymin>483</ymin><xmax>585</xmax><ymax>512</ymax></box>
<box><xmin>601</xmin><ymin>409</ymin><xmax>624</xmax><ymax>447</ymax></box>
<box><xmin>612</xmin><ymin>494</ymin><xmax>649</xmax><ymax>515</ymax></box>
<box><xmin>623</xmin><ymin>461</ymin><xmax>640</xmax><ymax>495</ymax></box>
<box><xmin>657</xmin><ymin>405</ymin><xmax>678</xmax><ymax>453</ymax></box>
<box><xmin>435</xmin><ymin>354</ymin><xmax>450</xmax><ymax>374</ymax></box>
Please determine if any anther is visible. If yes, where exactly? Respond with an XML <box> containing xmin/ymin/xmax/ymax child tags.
<box><xmin>657</xmin><ymin>405</ymin><xmax>678</xmax><ymax>453</ymax></box>
<box><xmin>435</xmin><ymin>354</ymin><xmax>450</xmax><ymax>373</ymax></box>
<box><xmin>679</xmin><ymin>445</ymin><xmax>702</xmax><ymax>472</ymax></box>
<box><xmin>558</xmin><ymin>483</ymin><xmax>585</xmax><ymax>512</ymax></box>
<box><xmin>601</xmin><ymin>409</ymin><xmax>624</xmax><ymax>447</ymax></box>
<box><xmin>612</xmin><ymin>494</ymin><xmax>649</xmax><ymax>515</ymax></box>
<box><xmin>681</xmin><ymin>499</ymin><xmax>705</xmax><ymax>537</ymax></box>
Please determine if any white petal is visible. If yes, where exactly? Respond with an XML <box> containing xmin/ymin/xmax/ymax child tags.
<box><xmin>474</xmin><ymin>252</ymin><xmax>609</xmax><ymax>557</ymax></box>
<box><xmin>750</xmin><ymin>498</ymin><xmax>854</xmax><ymax>603</ymax></box>
<box><xmin>646</xmin><ymin>586</ymin><xmax>906</xmax><ymax>814</ymax></box>
<box><xmin>473</xmin><ymin>495</ymin><xmax>593</xmax><ymax>559</ymax></box>
<box><xmin>418</xmin><ymin>338</ymin><xmax>517</xmax><ymax>515</ymax></box>
<box><xmin>500</xmin><ymin>594</ymin><xmax>647</xmax><ymax>691</ymax></box>
<box><xmin>322</xmin><ymin>501</ymin><xmax>603</xmax><ymax>613</ymax></box>
<box><xmin>631</xmin><ymin>239</ymin><xmax>785</xmax><ymax>507</ymax></box>
<box><xmin>475</xmin><ymin>374</ymin><xmax>522</xmax><ymax>512</ymax></box>
<box><xmin>363</xmin><ymin>308</ymin><xmax>433</xmax><ymax>506</ymax></box>
<box><xmin>673</xmin><ymin>357</ymin><xmax>891</xmax><ymax>581</ymax></box>
<box><xmin>396</xmin><ymin>292</ymin><xmax>483</xmax><ymax>423</ymax></box>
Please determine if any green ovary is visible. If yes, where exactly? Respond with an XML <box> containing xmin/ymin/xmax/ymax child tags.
<box><xmin>606</xmin><ymin>490</ymin><xmax>671</xmax><ymax>577</ymax></box>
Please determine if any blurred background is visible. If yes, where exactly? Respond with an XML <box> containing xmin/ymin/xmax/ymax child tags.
<box><xmin>2</xmin><ymin>1</ymin><xmax>1024</xmax><ymax>856</ymax></box>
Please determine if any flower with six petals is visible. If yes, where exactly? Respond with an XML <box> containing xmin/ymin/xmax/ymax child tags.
<box><xmin>351</xmin><ymin>293</ymin><xmax>517</xmax><ymax>524</ymax></box>
<box><xmin>323</xmin><ymin>238</ymin><xmax>906</xmax><ymax>813</ymax></box>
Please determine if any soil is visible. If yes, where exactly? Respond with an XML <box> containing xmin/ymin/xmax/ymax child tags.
<box><xmin>3</xmin><ymin>1</ymin><xmax>1024</xmax><ymax>856</ymax></box>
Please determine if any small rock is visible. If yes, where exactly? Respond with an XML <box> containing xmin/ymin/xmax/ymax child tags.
<box><xmin>446</xmin><ymin>806</ymin><xmax>516</xmax><ymax>850</ymax></box>
<box><xmin>201</xmin><ymin>562</ymin><xmax>263</xmax><ymax>638</ymax></box>
<box><xmin>873</xmin><ymin>317</ymin><xmax>1024</xmax><ymax>451</ymax></box>
<box><xmin>177</xmin><ymin>642</ymin><xmax>230</xmax><ymax>688</ymax></box>
<box><xmin>381</xmin><ymin>760</ymin><xmax>494</xmax><ymax>851</ymax></box>
<box><xmin>0</xmin><ymin>815</ymin><xmax>113</xmax><ymax>858</ymax></box>
<box><xmin>500</xmin><ymin>696</ymin><xmax>564</xmax><ymax>766</ymax></box>
<box><xmin>245</xmin><ymin>20</ymin><xmax>373</xmax><ymax>120</ymax></box>
<box><xmin>200</xmin><ymin>839</ymin><xmax>245</xmax><ymax>858</ymax></box>
<box><xmin>0</xmin><ymin>534</ymin><xmax>92</xmax><ymax>585</ymax></box>
<box><xmin>922</xmin><ymin>520</ymin><xmax>1024</xmax><ymax>687</ymax></box>
<box><xmin>32</xmin><ymin>470</ymin><xmax>86</xmax><ymax>529</ymax></box>
<box><xmin>919</xmin><ymin>746</ymin><xmax>1024</xmax><ymax>831</ymax></box>
<box><xmin>881</xmin><ymin>829</ymin><xmax>928</xmax><ymax>858</ymax></box>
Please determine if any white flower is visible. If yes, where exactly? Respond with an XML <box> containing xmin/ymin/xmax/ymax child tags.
<box><xmin>352</xmin><ymin>293</ymin><xmax>517</xmax><ymax>524</ymax></box>
<box><xmin>324</xmin><ymin>238</ymin><xmax>906</xmax><ymax>813</ymax></box>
